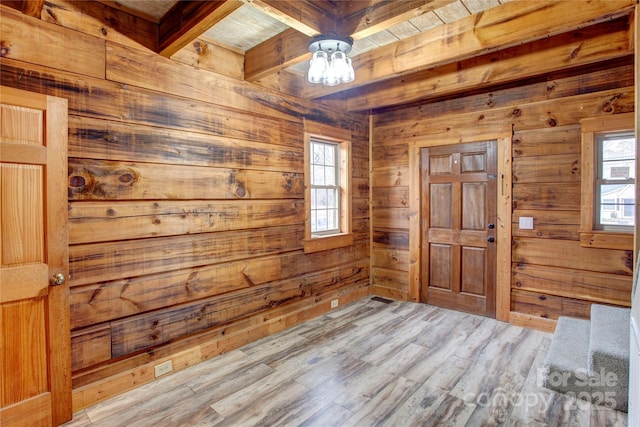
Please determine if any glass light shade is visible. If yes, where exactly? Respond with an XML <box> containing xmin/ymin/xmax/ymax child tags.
<box><xmin>344</xmin><ymin>57</ymin><xmax>355</xmax><ymax>83</ymax></box>
<box><xmin>323</xmin><ymin>58</ymin><xmax>339</xmax><ymax>86</ymax></box>
<box><xmin>307</xmin><ymin>35</ymin><xmax>355</xmax><ymax>86</ymax></box>
<box><xmin>331</xmin><ymin>52</ymin><xmax>349</xmax><ymax>81</ymax></box>
<box><xmin>308</xmin><ymin>51</ymin><xmax>328</xmax><ymax>84</ymax></box>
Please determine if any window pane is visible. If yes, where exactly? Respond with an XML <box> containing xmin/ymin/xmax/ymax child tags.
<box><xmin>311</xmin><ymin>188</ymin><xmax>317</xmax><ymax>209</ymax></box>
<box><xmin>602</xmin><ymin>198</ymin><xmax>616</xmax><ymax>211</ymax></box>
<box><xmin>600</xmin><ymin>135</ymin><xmax>635</xmax><ymax>181</ymax></box>
<box><xmin>313</xmin><ymin>165</ymin><xmax>325</xmax><ymax>185</ymax></box>
<box><xmin>602</xmin><ymin>160</ymin><xmax>635</xmax><ymax>180</ymax></box>
<box><xmin>313</xmin><ymin>143</ymin><xmax>325</xmax><ymax>164</ymax></box>
<box><xmin>327</xmin><ymin>188</ymin><xmax>337</xmax><ymax>209</ymax></box>
<box><xmin>325</xmin><ymin>143</ymin><xmax>334</xmax><ymax>165</ymax></box>
<box><xmin>327</xmin><ymin>208</ymin><xmax>337</xmax><ymax>230</ymax></box>
<box><xmin>599</xmin><ymin>184</ymin><xmax>635</xmax><ymax>227</ymax></box>
<box><xmin>601</xmin><ymin>136</ymin><xmax>635</xmax><ymax>162</ymax></box>
<box><xmin>317</xmin><ymin>188</ymin><xmax>327</xmax><ymax>208</ymax></box>
<box><xmin>316</xmin><ymin>210</ymin><xmax>328</xmax><ymax>231</ymax></box>
<box><xmin>623</xmin><ymin>202</ymin><xmax>634</xmax><ymax>218</ymax></box>
<box><xmin>600</xmin><ymin>184</ymin><xmax>635</xmax><ymax>203</ymax></box>
<box><xmin>311</xmin><ymin>210</ymin><xmax>317</xmax><ymax>232</ymax></box>
<box><xmin>325</xmin><ymin>166</ymin><xmax>336</xmax><ymax>186</ymax></box>
<box><xmin>600</xmin><ymin>204</ymin><xmax>635</xmax><ymax>226</ymax></box>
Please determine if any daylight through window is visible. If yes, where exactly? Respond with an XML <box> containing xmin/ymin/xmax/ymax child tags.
<box><xmin>310</xmin><ymin>139</ymin><xmax>340</xmax><ymax>235</ymax></box>
<box><xmin>595</xmin><ymin>131</ymin><xmax>635</xmax><ymax>230</ymax></box>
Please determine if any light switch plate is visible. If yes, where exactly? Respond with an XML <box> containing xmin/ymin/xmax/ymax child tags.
<box><xmin>519</xmin><ymin>217</ymin><xmax>534</xmax><ymax>230</ymax></box>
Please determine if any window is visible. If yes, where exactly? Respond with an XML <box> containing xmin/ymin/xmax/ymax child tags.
<box><xmin>304</xmin><ymin>121</ymin><xmax>352</xmax><ymax>253</ymax></box>
<box><xmin>310</xmin><ymin>139</ymin><xmax>340</xmax><ymax>235</ymax></box>
<box><xmin>580</xmin><ymin>113</ymin><xmax>635</xmax><ymax>249</ymax></box>
<box><xmin>595</xmin><ymin>131</ymin><xmax>635</xmax><ymax>230</ymax></box>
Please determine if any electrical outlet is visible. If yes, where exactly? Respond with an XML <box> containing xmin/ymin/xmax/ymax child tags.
<box><xmin>154</xmin><ymin>360</ymin><xmax>173</xmax><ymax>378</ymax></box>
<box><xmin>331</xmin><ymin>299</ymin><xmax>339</xmax><ymax>308</ymax></box>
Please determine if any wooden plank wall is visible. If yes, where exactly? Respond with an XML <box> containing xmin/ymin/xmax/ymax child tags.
<box><xmin>370</xmin><ymin>17</ymin><xmax>634</xmax><ymax>323</ymax></box>
<box><xmin>0</xmin><ymin>2</ymin><xmax>370</xmax><ymax>405</ymax></box>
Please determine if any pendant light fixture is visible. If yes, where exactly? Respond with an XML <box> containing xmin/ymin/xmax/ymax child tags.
<box><xmin>307</xmin><ymin>34</ymin><xmax>355</xmax><ymax>86</ymax></box>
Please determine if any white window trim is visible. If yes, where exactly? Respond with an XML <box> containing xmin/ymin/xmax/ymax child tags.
<box><xmin>303</xmin><ymin>120</ymin><xmax>353</xmax><ymax>253</ymax></box>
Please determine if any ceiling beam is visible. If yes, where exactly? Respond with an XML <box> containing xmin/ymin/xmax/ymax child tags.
<box><xmin>303</xmin><ymin>0</ymin><xmax>637</xmax><ymax>99</ymax></box>
<box><xmin>346</xmin><ymin>17</ymin><xmax>634</xmax><ymax>111</ymax></box>
<box><xmin>245</xmin><ymin>28</ymin><xmax>311</xmax><ymax>82</ymax></box>
<box><xmin>245</xmin><ymin>0</ymin><xmax>446</xmax><ymax>84</ymax></box>
<box><xmin>338</xmin><ymin>0</ymin><xmax>456</xmax><ymax>41</ymax></box>
<box><xmin>242</xmin><ymin>0</ymin><xmax>335</xmax><ymax>37</ymax></box>
<box><xmin>158</xmin><ymin>0</ymin><xmax>243</xmax><ymax>58</ymax></box>
<box><xmin>21</xmin><ymin>0</ymin><xmax>44</xmax><ymax>18</ymax></box>
<box><xmin>1</xmin><ymin>0</ymin><xmax>44</xmax><ymax>18</ymax></box>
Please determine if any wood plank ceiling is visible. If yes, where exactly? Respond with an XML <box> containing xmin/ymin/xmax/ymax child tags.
<box><xmin>101</xmin><ymin>0</ymin><xmax>511</xmax><ymax>108</ymax></box>
<box><xmin>15</xmin><ymin>0</ymin><xmax>636</xmax><ymax>112</ymax></box>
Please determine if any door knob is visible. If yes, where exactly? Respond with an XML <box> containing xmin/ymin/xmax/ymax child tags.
<box><xmin>50</xmin><ymin>273</ymin><xmax>66</xmax><ymax>286</ymax></box>
<box><xmin>488</xmin><ymin>223</ymin><xmax>495</xmax><ymax>229</ymax></box>
<box><xmin>487</xmin><ymin>237</ymin><xmax>495</xmax><ymax>243</ymax></box>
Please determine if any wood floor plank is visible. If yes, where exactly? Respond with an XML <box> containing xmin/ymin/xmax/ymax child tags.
<box><xmin>361</xmin><ymin>328</ymin><xmax>427</xmax><ymax>365</ymax></box>
<box><xmin>188</xmin><ymin>363</ymin><xmax>275</xmax><ymax>401</ymax></box>
<box><xmin>463</xmin><ymin>369</ymin><xmax>527</xmax><ymax>426</ymax></box>
<box><xmin>236</xmin><ymin>329</ymin><xmax>310</xmax><ymax>364</ymax></box>
<box><xmin>294</xmin><ymin>354</ymin><xmax>368</xmax><ymax>390</ymax></box>
<box><xmin>375</xmin><ymin>342</ymin><xmax>427</xmax><ymax>377</ymax></box>
<box><xmin>152</xmin><ymin>386</ymin><xmax>226</xmax><ymax>426</ymax></box>
<box><xmin>211</xmin><ymin>379</ymin><xmax>312</xmax><ymax>425</ymax></box>
<box><xmin>89</xmin><ymin>384</ymin><xmax>196</xmax><ymax>426</ymax></box>
<box><xmin>341</xmin><ymin>376</ymin><xmax>420</xmax><ymax>426</ymax></box>
<box><xmin>63</xmin><ymin>298</ymin><xmax>628</xmax><ymax>427</ymax></box>
<box><xmin>248</xmin><ymin>387</ymin><xmax>335</xmax><ymax>427</ymax></box>
<box><xmin>297</xmin><ymin>402</ymin><xmax>353</xmax><ymax>427</ymax></box>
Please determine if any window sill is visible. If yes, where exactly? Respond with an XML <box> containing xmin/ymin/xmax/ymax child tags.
<box><xmin>579</xmin><ymin>231</ymin><xmax>633</xmax><ymax>250</ymax></box>
<box><xmin>304</xmin><ymin>233</ymin><xmax>353</xmax><ymax>254</ymax></box>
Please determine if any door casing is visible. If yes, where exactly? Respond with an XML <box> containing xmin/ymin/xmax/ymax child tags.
<box><xmin>407</xmin><ymin>127</ymin><xmax>512</xmax><ymax>322</ymax></box>
<box><xmin>420</xmin><ymin>140</ymin><xmax>497</xmax><ymax>317</ymax></box>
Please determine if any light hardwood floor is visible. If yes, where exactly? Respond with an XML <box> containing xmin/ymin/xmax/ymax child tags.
<box><xmin>64</xmin><ymin>297</ymin><xmax>628</xmax><ymax>426</ymax></box>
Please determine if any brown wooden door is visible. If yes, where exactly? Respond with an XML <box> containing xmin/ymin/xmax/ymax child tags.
<box><xmin>420</xmin><ymin>141</ymin><xmax>497</xmax><ymax>318</ymax></box>
<box><xmin>0</xmin><ymin>86</ymin><xmax>71</xmax><ymax>426</ymax></box>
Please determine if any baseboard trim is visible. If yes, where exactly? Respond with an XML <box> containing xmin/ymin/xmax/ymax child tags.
<box><xmin>509</xmin><ymin>311</ymin><xmax>557</xmax><ymax>333</ymax></box>
<box><xmin>371</xmin><ymin>285</ymin><xmax>408</xmax><ymax>301</ymax></box>
<box><xmin>72</xmin><ymin>285</ymin><xmax>370</xmax><ymax>412</ymax></box>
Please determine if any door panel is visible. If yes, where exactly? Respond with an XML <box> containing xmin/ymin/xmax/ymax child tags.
<box><xmin>461</xmin><ymin>247</ymin><xmax>486</xmax><ymax>295</ymax></box>
<box><xmin>421</xmin><ymin>141</ymin><xmax>497</xmax><ymax>317</ymax></box>
<box><xmin>429</xmin><ymin>155</ymin><xmax>453</xmax><ymax>174</ymax></box>
<box><xmin>0</xmin><ymin>86</ymin><xmax>71</xmax><ymax>426</ymax></box>
<box><xmin>462</xmin><ymin>183</ymin><xmax>485</xmax><ymax>230</ymax></box>
<box><xmin>1</xmin><ymin>164</ymin><xmax>45</xmax><ymax>265</ymax></box>
<box><xmin>429</xmin><ymin>183</ymin><xmax>452</xmax><ymax>228</ymax></box>
<box><xmin>429</xmin><ymin>244</ymin><xmax>452</xmax><ymax>290</ymax></box>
